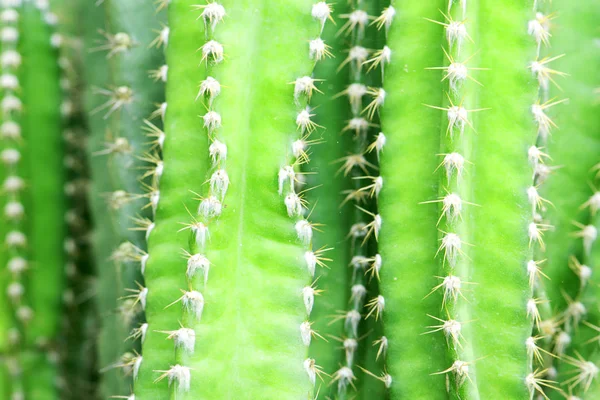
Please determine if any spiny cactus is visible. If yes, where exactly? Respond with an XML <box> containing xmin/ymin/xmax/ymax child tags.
<box><xmin>1</xmin><ymin>0</ymin><xmax>65</xmax><ymax>398</ymax></box>
<box><xmin>0</xmin><ymin>0</ymin><xmax>599</xmax><ymax>399</ymax></box>
<box><xmin>81</xmin><ymin>0</ymin><xmax>165</xmax><ymax>397</ymax></box>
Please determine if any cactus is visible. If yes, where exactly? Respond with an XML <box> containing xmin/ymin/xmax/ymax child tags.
<box><xmin>81</xmin><ymin>0</ymin><xmax>165</xmax><ymax>397</ymax></box>
<box><xmin>1</xmin><ymin>0</ymin><xmax>65</xmax><ymax>399</ymax></box>
<box><xmin>1</xmin><ymin>0</ymin><xmax>599</xmax><ymax>399</ymax></box>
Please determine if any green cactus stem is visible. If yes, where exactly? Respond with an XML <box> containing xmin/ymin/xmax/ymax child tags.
<box><xmin>378</xmin><ymin>0</ymin><xmax>539</xmax><ymax>398</ymax></box>
<box><xmin>1</xmin><ymin>1</ymin><xmax>65</xmax><ymax>398</ymax></box>
<box><xmin>135</xmin><ymin>1</ymin><xmax>337</xmax><ymax>398</ymax></box>
<box><xmin>538</xmin><ymin>0</ymin><xmax>600</xmax><ymax>395</ymax></box>
<box><xmin>81</xmin><ymin>0</ymin><xmax>166</xmax><ymax>397</ymax></box>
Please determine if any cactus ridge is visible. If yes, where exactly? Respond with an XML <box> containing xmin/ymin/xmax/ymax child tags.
<box><xmin>1</xmin><ymin>0</ymin><xmax>66</xmax><ymax>398</ymax></box>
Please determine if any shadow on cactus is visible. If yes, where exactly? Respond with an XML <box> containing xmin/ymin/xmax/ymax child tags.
<box><xmin>0</xmin><ymin>1</ymin><xmax>599</xmax><ymax>399</ymax></box>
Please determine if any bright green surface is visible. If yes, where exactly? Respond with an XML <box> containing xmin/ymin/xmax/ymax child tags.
<box><xmin>469</xmin><ymin>1</ymin><xmax>536</xmax><ymax>398</ymax></box>
<box><xmin>134</xmin><ymin>0</ymin><xmax>208</xmax><ymax>398</ymax></box>
<box><xmin>0</xmin><ymin>3</ymin><xmax>18</xmax><ymax>355</ymax></box>
<box><xmin>0</xmin><ymin>2</ymin><xmax>64</xmax><ymax>398</ymax></box>
<box><xmin>0</xmin><ymin>2</ymin><xmax>20</xmax><ymax>395</ymax></box>
<box><xmin>379</xmin><ymin>1</ymin><xmax>535</xmax><ymax>398</ymax></box>
<box><xmin>378</xmin><ymin>2</ymin><xmax>448</xmax><ymax>398</ymax></box>
<box><xmin>21</xmin><ymin>0</ymin><xmax>65</xmax><ymax>348</ymax></box>
<box><xmin>136</xmin><ymin>0</ymin><xmax>324</xmax><ymax>398</ymax></box>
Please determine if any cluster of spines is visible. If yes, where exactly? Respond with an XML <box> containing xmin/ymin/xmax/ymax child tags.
<box><xmin>88</xmin><ymin>1</ymin><xmax>168</xmax><ymax>396</ymax></box>
<box><xmin>525</xmin><ymin>2</ymin><xmax>585</xmax><ymax>398</ymax></box>
<box><xmin>351</xmin><ymin>1</ymin><xmax>395</xmax><ymax>392</ymax></box>
<box><xmin>329</xmin><ymin>0</ymin><xmax>391</xmax><ymax>393</ymax></box>
<box><xmin>1</xmin><ymin>1</ymin><xmax>28</xmax><ymax>398</ymax></box>
<box><xmin>555</xmin><ymin>178</ymin><xmax>600</xmax><ymax>398</ymax></box>
<box><xmin>143</xmin><ymin>2</ymin><xmax>229</xmax><ymax>393</ymax></box>
<box><xmin>421</xmin><ymin>2</ymin><xmax>481</xmax><ymax>392</ymax></box>
<box><xmin>282</xmin><ymin>2</ymin><xmax>336</xmax><ymax>394</ymax></box>
<box><xmin>332</xmin><ymin>0</ymin><xmax>371</xmax><ymax>393</ymax></box>
<box><xmin>523</xmin><ymin>1</ymin><xmax>573</xmax><ymax>398</ymax></box>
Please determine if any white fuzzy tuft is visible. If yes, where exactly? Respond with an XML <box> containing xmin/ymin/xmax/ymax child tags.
<box><xmin>0</xmin><ymin>27</ymin><xmax>18</xmax><ymax>43</ymax></box>
<box><xmin>1</xmin><ymin>50</ymin><xmax>21</xmax><ymax>68</ymax></box>
<box><xmin>198</xmin><ymin>195</ymin><xmax>222</xmax><ymax>218</ymax></box>
<box><xmin>4</xmin><ymin>201</ymin><xmax>24</xmax><ymax>221</ymax></box>
<box><xmin>208</xmin><ymin>139</ymin><xmax>227</xmax><ymax>165</ymax></box>
<box><xmin>209</xmin><ymin>169</ymin><xmax>229</xmax><ymax>200</ymax></box>
<box><xmin>1</xmin><ymin>120</ymin><xmax>20</xmax><ymax>140</ymax></box>
<box><xmin>155</xmin><ymin>364</ymin><xmax>191</xmax><ymax>392</ymax></box>
<box><xmin>182</xmin><ymin>290</ymin><xmax>205</xmax><ymax>320</ymax></box>
<box><xmin>197</xmin><ymin>76</ymin><xmax>221</xmax><ymax>104</ymax></box>
<box><xmin>186</xmin><ymin>253</ymin><xmax>210</xmax><ymax>282</ymax></box>
<box><xmin>284</xmin><ymin>193</ymin><xmax>304</xmax><ymax>217</ymax></box>
<box><xmin>202</xmin><ymin>110</ymin><xmax>222</xmax><ymax>132</ymax></box>
<box><xmin>295</xmin><ymin>220</ymin><xmax>313</xmax><ymax>246</ymax></box>
<box><xmin>197</xmin><ymin>2</ymin><xmax>226</xmax><ymax>32</ymax></box>
<box><xmin>302</xmin><ymin>286</ymin><xmax>316</xmax><ymax>315</ymax></box>
<box><xmin>5</xmin><ymin>231</ymin><xmax>26</xmax><ymax>248</ymax></box>
<box><xmin>201</xmin><ymin>40</ymin><xmax>224</xmax><ymax>64</ymax></box>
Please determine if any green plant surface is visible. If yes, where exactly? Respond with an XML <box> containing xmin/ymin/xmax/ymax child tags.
<box><xmin>0</xmin><ymin>1</ymin><xmax>65</xmax><ymax>398</ymax></box>
<box><xmin>541</xmin><ymin>0</ymin><xmax>600</xmax><ymax>315</ymax></box>
<box><xmin>20</xmin><ymin>0</ymin><xmax>65</xmax><ymax>349</ymax></box>
<box><xmin>1</xmin><ymin>1</ymin><xmax>25</xmax><ymax>395</ymax></box>
<box><xmin>582</xmin><ymin>199</ymin><xmax>600</xmax><ymax>396</ymax></box>
<box><xmin>132</xmin><ymin>0</ymin><xmax>209</xmax><ymax>398</ymax></box>
<box><xmin>82</xmin><ymin>0</ymin><xmax>165</xmax><ymax>397</ymax></box>
<box><xmin>135</xmin><ymin>0</ymin><xmax>335</xmax><ymax>398</ymax></box>
<box><xmin>376</xmin><ymin>2</ymin><xmax>448</xmax><ymax>397</ymax></box>
<box><xmin>307</xmin><ymin>2</ymin><xmax>353</xmax><ymax>397</ymax></box>
<box><xmin>1</xmin><ymin>1</ymin><xmax>600</xmax><ymax>399</ymax></box>
<box><xmin>333</xmin><ymin>0</ymin><xmax>374</xmax><ymax>395</ymax></box>
<box><xmin>21</xmin><ymin>351</ymin><xmax>58</xmax><ymax>400</ymax></box>
<box><xmin>81</xmin><ymin>0</ymin><xmax>124</xmax><ymax>396</ymax></box>
<box><xmin>469</xmin><ymin>2</ymin><xmax>537</xmax><ymax>397</ymax></box>
<box><xmin>531</xmin><ymin>0</ymin><xmax>600</xmax><ymax>396</ymax></box>
<box><xmin>0</xmin><ymin>1</ymin><xmax>18</xmax><ymax>354</ymax></box>
<box><xmin>378</xmin><ymin>0</ymin><xmax>537</xmax><ymax>398</ymax></box>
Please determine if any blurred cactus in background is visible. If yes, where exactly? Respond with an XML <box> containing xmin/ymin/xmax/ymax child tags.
<box><xmin>0</xmin><ymin>1</ymin><xmax>598</xmax><ymax>399</ymax></box>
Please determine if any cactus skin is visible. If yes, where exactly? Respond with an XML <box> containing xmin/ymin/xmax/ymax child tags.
<box><xmin>81</xmin><ymin>0</ymin><xmax>165</xmax><ymax>397</ymax></box>
<box><xmin>21</xmin><ymin>0</ymin><xmax>65</xmax><ymax>352</ymax></box>
<box><xmin>133</xmin><ymin>0</ymin><xmax>209</xmax><ymax>397</ymax></box>
<box><xmin>378</xmin><ymin>0</ymin><xmax>536</xmax><ymax>398</ymax></box>
<box><xmin>376</xmin><ymin>2</ymin><xmax>449</xmax><ymax>398</ymax></box>
<box><xmin>81</xmin><ymin>0</ymin><xmax>125</xmax><ymax>396</ymax></box>
<box><xmin>135</xmin><ymin>0</ymin><xmax>331</xmax><ymax>398</ymax></box>
<box><xmin>540</xmin><ymin>0</ymin><xmax>600</xmax><ymax>395</ymax></box>
<box><xmin>543</xmin><ymin>0</ymin><xmax>600</xmax><ymax>317</ymax></box>
<box><xmin>1</xmin><ymin>1</ymin><xmax>65</xmax><ymax>398</ymax></box>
